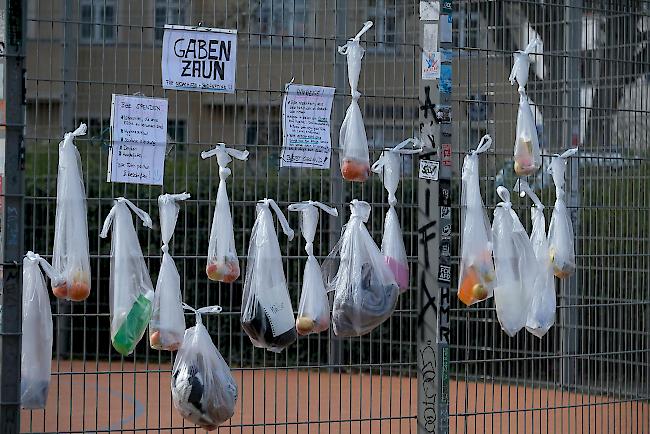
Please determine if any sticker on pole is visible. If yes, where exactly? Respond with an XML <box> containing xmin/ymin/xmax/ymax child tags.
<box><xmin>161</xmin><ymin>25</ymin><xmax>237</xmax><ymax>93</ymax></box>
<box><xmin>108</xmin><ymin>94</ymin><xmax>168</xmax><ymax>185</ymax></box>
<box><xmin>419</xmin><ymin>159</ymin><xmax>440</xmax><ymax>180</ymax></box>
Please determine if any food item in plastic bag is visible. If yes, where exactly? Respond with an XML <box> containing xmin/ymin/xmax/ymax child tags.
<box><xmin>289</xmin><ymin>201</ymin><xmax>339</xmax><ymax>335</ymax></box>
<box><xmin>458</xmin><ymin>135</ymin><xmax>496</xmax><ymax>306</ymax></box>
<box><xmin>371</xmin><ymin>138</ymin><xmax>422</xmax><ymax>291</ymax></box>
<box><xmin>508</xmin><ymin>37</ymin><xmax>542</xmax><ymax>92</ymax></box>
<box><xmin>513</xmin><ymin>91</ymin><xmax>542</xmax><ymax>176</ymax></box>
<box><xmin>201</xmin><ymin>143</ymin><xmax>249</xmax><ymax>283</ymax></box>
<box><xmin>515</xmin><ymin>180</ymin><xmax>557</xmax><ymax>338</ymax></box>
<box><xmin>548</xmin><ymin>147</ymin><xmax>578</xmax><ymax>278</ymax></box>
<box><xmin>52</xmin><ymin>123</ymin><xmax>92</xmax><ymax>301</ymax></box>
<box><xmin>324</xmin><ymin>200</ymin><xmax>399</xmax><ymax>337</ymax></box>
<box><xmin>241</xmin><ymin>199</ymin><xmax>297</xmax><ymax>351</ymax></box>
<box><xmin>150</xmin><ymin>193</ymin><xmax>190</xmax><ymax>351</ymax></box>
<box><xmin>338</xmin><ymin>21</ymin><xmax>373</xmax><ymax>182</ymax></box>
<box><xmin>100</xmin><ymin>197</ymin><xmax>155</xmax><ymax>356</ymax></box>
<box><xmin>492</xmin><ymin>187</ymin><xmax>538</xmax><ymax>337</ymax></box>
<box><xmin>172</xmin><ymin>304</ymin><xmax>237</xmax><ymax>431</ymax></box>
<box><xmin>21</xmin><ymin>252</ymin><xmax>62</xmax><ymax>409</ymax></box>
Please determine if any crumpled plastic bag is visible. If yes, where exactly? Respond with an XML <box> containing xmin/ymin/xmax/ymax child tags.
<box><xmin>288</xmin><ymin>201</ymin><xmax>338</xmax><ymax>336</ymax></box>
<box><xmin>508</xmin><ymin>37</ymin><xmax>542</xmax><ymax>92</ymax></box>
<box><xmin>513</xmin><ymin>91</ymin><xmax>542</xmax><ymax>176</ymax></box>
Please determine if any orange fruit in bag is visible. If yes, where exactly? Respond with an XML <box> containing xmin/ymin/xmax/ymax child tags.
<box><xmin>458</xmin><ymin>266</ymin><xmax>481</xmax><ymax>306</ymax></box>
<box><xmin>68</xmin><ymin>280</ymin><xmax>90</xmax><ymax>301</ymax></box>
<box><xmin>341</xmin><ymin>159</ymin><xmax>370</xmax><ymax>182</ymax></box>
<box><xmin>52</xmin><ymin>282</ymin><xmax>69</xmax><ymax>299</ymax></box>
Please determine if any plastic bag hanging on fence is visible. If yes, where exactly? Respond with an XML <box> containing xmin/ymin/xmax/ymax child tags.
<box><xmin>150</xmin><ymin>193</ymin><xmax>190</xmax><ymax>351</ymax></box>
<box><xmin>201</xmin><ymin>143</ymin><xmax>249</xmax><ymax>283</ymax></box>
<box><xmin>513</xmin><ymin>91</ymin><xmax>542</xmax><ymax>176</ymax></box>
<box><xmin>548</xmin><ymin>147</ymin><xmax>578</xmax><ymax>278</ymax></box>
<box><xmin>492</xmin><ymin>187</ymin><xmax>538</xmax><ymax>337</ymax></box>
<box><xmin>515</xmin><ymin>179</ymin><xmax>556</xmax><ymax>338</ymax></box>
<box><xmin>100</xmin><ymin>197</ymin><xmax>155</xmax><ymax>356</ymax></box>
<box><xmin>371</xmin><ymin>137</ymin><xmax>422</xmax><ymax>291</ymax></box>
<box><xmin>241</xmin><ymin>199</ymin><xmax>296</xmax><ymax>352</ymax></box>
<box><xmin>21</xmin><ymin>252</ymin><xmax>63</xmax><ymax>409</ymax></box>
<box><xmin>458</xmin><ymin>135</ymin><xmax>496</xmax><ymax>306</ymax></box>
<box><xmin>288</xmin><ymin>201</ymin><xmax>338</xmax><ymax>336</ymax></box>
<box><xmin>508</xmin><ymin>37</ymin><xmax>542</xmax><ymax>92</ymax></box>
<box><xmin>338</xmin><ymin>21</ymin><xmax>373</xmax><ymax>182</ymax></box>
<box><xmin>172</xmin><ymin>304</ymin><xmax>237</xmax><ymax>431</ymax></box>
<box><xmin>325</xmin><ymin>200</ymin><xmax>399</xmax><ymax>337</ymax></box>
<box><xmin>52</xmin><ymin>123</ymin><xmax>92</xmax><ymax>301</ymax></box>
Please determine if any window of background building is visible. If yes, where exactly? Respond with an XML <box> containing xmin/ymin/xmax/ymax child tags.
<box><xmin>366</xmin><ymin>0</ymin><xmax>398</xmax><ymax>51</ymax></box>
<box><xmin>167</xmin><ymin>119</ymin><xmax>186</xmax><ymax>143</ymax></box>
<box><xmin>454</xmin><ymin>9</ymin><xmax>481</xmax><ymax>54</ymax></box>
<box><xmin>155</xmin><ymin>0</ymin><xmax>187</xmax><ymax>42</ymax></box>
<box><xmin>80</xmin><ymin>0</ymin><xmax>117</xmax><ymax>43</ymax></box>
<box><xmin>246</xmin><ymin>121</ymin><xmax>281</xmax><ymax>147</ymax></box>
<box><xmin>249</xmin><ymin>0</ymin><xmax>309</xmax><ymax>46</ymax></box>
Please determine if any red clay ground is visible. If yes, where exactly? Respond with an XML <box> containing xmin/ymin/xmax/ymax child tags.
<box><xmin>20</xmin><ymin>361</ymin><xmax>649</xmax><ymax>433</ymax></box>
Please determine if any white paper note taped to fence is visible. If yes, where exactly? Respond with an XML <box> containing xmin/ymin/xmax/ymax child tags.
<box><xmin>108</xmin><ymin>94</ymin><xmax>168</xmax><ymax>185</ymax></box>
<box><xmin>419</xmin><ymin>1</ymin><xmax>440</xmax><ymax>20</ymax></box>
<box><xmin>280</xmin><ymin>83</ymin><xmax>335</xmax><ymax>169</ymax></box>
<box><xmin>423</xmin><ymin>23</ymin><xmax>439</xmax><ymax>52</ymax></box>
<box><xmin>161</xmin><ymin>25</ymin><xmax>237</xmax><ymax>93</ymax></box>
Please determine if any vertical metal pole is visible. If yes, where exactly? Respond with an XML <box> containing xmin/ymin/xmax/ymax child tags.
<box><xmin>0</xmin><ymin>0</ymin><xmax>26</xmax><ymax>432</ymax></box>
<box><xmin>561</xmin><ymin>0</ymin><xmax>582</xmax><ymax>387</ymax></box>
<box><xmin>417</xmin><ymin>2</ymin><xmax>451</xmax><ymax>433</ymax></box>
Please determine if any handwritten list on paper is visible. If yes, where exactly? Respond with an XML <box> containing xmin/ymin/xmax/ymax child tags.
<box><xmin>280</xmin><ymin>83</ymin><xmax>335</xmax><ymax>169</ymax></box>
<box><xmin>108</xmin><ymin>94</ymin><xmax>168</xmax><ymax>185</ymax></box>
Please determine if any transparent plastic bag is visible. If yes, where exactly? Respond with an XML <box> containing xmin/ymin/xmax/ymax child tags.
<box><xmin>458</xmin><ymin>135</ymin><xmax>496</xmax><ymax>306</ymax></box>
<box><xmin>150</xmin><ymin>193</ymin><xmax>190</xmax><ymax>351</ymax></box>
<box><xmin>515</xmin><ymin>179</ymin><xmax>556</xmax><ymax>338</ymax></box>
<box><xmin>371</xmin><ymin>137</ymin><xmax>422</xmax><ymax>291</ymax></box>
<box><xmin>492</xmin><ymin>187</ymin><xmax>537</xmax><ymax>337</ymax></box>
<box><xmin>100</xmin><ymin>197</ymin><xmax>155</xmax><ymax>356</ymax></box>
<box><xmin>201</xmin><ymin>143</ymin><xmax>249</xmax><ymax>283</ymax></box>
<box><xmin>172</xmin><ymin>304</ymin><xmax>237</xmax><ymax>431</ymax></box>
<box><xmin>513</xmin><ymin>91</ymin><xmax>542</xmax><ymax>176</ymax></box>
<box><xmin>52</xmin><ymin>123</ymin><xmax>92</xmax><ymax>301</ymax></box>
<box><xmin>548</xmin><ymin>147</ymin><xmax>578</xmax><ymax>278</ymax></box>
<box><xmin>21</xmin><ymin>252</ymin><xmax>63</xmax><ymax>409</ymax></box>
<box><xmin>325</xmin><ymin>200</ymin><xmax>399</xmax><ymax>337</ymax></box>
<box><xmin>508</xmin><ymin>37</ymin><xmax>542</xmax><ymax>92</ymax></box>
<box><xmin>288</xmin><ymin>201</ymin><xmax>338</xmax><ymax>336</ymax></box>
<box><xmin>241</xmin><ymin>199</ymin><xmax>296</xmax><ymax>352</ymax></box>
<box><xmin>338</xmin><ymin>21</ymin><xmax>373</xmax><ymax>182</ymax></box>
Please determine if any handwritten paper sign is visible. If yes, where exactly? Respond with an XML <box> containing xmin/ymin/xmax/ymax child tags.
<box><xmin>280</xmin><ymin>83</ymin><xmax>335</xmax><ymax>169</ymax></box>
<box><xmin>108</xmin><ymin>94</ymin><xmax>168</xmax><ymax>185</ymax></box>
<box><xmin>161</xmin><ymin>25</ymin><xmax>237</xmax><ymax>93</ymax></box>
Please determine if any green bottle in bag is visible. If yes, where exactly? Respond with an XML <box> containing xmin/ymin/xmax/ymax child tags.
<box><xmin>112</xmin><ymin>292</ymin><xmax>153</xmax><ymax>356</ymax></box>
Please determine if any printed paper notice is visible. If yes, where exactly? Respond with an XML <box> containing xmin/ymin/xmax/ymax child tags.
<box><xmin>419</xmin><ymin>1</ymin><xmax>440</xmax><ymax>20</ymax></box>
<box><xmin>422</xmin><ymin>51</ymin><xmax>441</xmax><ymax>80</ymax></box>
<box><xmin>108</xmin><ymin>94</ymin><xmax>168</xmax><ymax>185</ymax></box>
<box><xmin>440</xmin><ymin>15</ymin><xmax>452</xmax><ymax>43</ymax></box>
<box><xmin>280</xmin><ymin>83</ymin><xmax>335</xmax><ymax>169</ymax></box>
<box><xmin>161</xmin><ymin>25</ymin><xmax>237</xmax><ymax>93</ymax></box>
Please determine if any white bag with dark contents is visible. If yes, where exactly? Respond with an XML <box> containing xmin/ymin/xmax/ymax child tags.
<box><xmin>325</xmin><ymin>200</ymin><xmax>399</xmax><ymax>337</ymax></box>
<box><xmin>339</xmin><ymin>21</ymin><xmax>373</xmax><ymax>182</ymax></box>
<box><xmin>458</xmin><ymin>135</ymin><xmax>496</xmax><ymax>306</ymax></box>
<box><xmin>52</xmin><ymin>123</ymin><xmax>92</xmax><ymax>302</ymax></box>
<box><xmin>172</xmin><ymin>304</ymin><xmax>237</xmax><ymax>431</ymax></box>
<box><xmin>513</xmin><ymin>91</ymin><xmax>542</xmax><ymax>176</ymax></box>
<box><xmin>100</xmin><ymin>197</ymin><xmax>155</xmax><ymax>356</ymax></box>
<box><xmin>508</xmin><ymin>37</ymin><xmax>542</xmax><ymax>92</ymax></box>
<box><xmin>288</xmin><ymin>201</ymin><xmax>339</xmax><ymax>336</ymax></box>
<box><xmin>548</xmin><ymin>148</ymin><xmax>578</xmax><ymax>278</ymax></box>
<box><xmin>21</xmin><ymin>252</ymin><xmax>63</xmax><ymax>409</ymax></box>
<box><xmin>150</xmin><ymin>193</ymin><xmax>190</xmax><ymax>351</ymax></box>
<box><xmin>241</xmin><ymin>199</ymin><xmax>296</xmax><ymax>352</ymax></box>
<box><xmin>515</xmin><ymin>179</ymin><xmax>556</xmax><ymax>338</ymax></box>
<box><xmin>201</xmin><ymin>143</ymin><xmax>249</xmax><ymax>283</ymax></box>
<box><xmin>492</xmin><ymin>187</ymin><xmax>537</xmax><ymax>337</ymax></box>
<box><xmin>371</xmin><ymin>137</ymin><xmax>422</xmax><ymax>291</ymax></box>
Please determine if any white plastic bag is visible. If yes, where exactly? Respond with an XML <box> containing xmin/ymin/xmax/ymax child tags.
<box><xmin>21</xmin><ymin>252</ymin><xmax>63</xmax><ymax>409</ymax></box>
<box><xmin>201</xmin><ymin>143</ymin><xmax>249</xmax><ymax>283</ymax></box>
<box><xmin>241</xmin><ymin>199</ymin><xmax>296</xmax><ymax>352</ymax></box>
<box><xmin>513</xmin><ymin>91</ymin><xmax>542</xmax><ymax>176</ymax></box>
<box><xmin>548</xmin><ymin>147</ymin><xmax>578</xmax><ymax>278</ymax></box>
<box><xmin>100</xmin><ymin>197</ymin><xmax>155</xmax><ymax>356</ymax></box>
<box><xmin>492</xmin><ymin>187</ymin><xmax>537</xmax><ymax>337</ymax></box>
<box><xmin>150</xmin><ymin>193</ymin><xmax>190</xmax><ymax>351</ymax></box>
<box><xmin>325</xmin><ymin>199</ymin><xmax>399</xmax><ymax>337</ymax></box>
<box><xmin>371</xmin><ymin>137</ymin><xmax>422</xmax><ymax>291</ymax></box>
<box><xmin>339</xmin><ymin>21</ymin><xmax>373</xmax><ymax>182</ymax></box>
<box><xmin>458</xmin><ymin>135</ymin><xmax>496</xmax><ymax>306</ymax></box>
<box><xmin>172</xmin><ymin>304</ymin><xmax>237</xmax><ymax>431</ymax></box>
<box><xmin>508</xmin><ymin>37</ymin><xmax>542</xmax><ymax>92</ymax></box>
<box><xmin>515</xmin><ymin>179</ymin><xmax>556</xmax><ymax>338</ymax></box>
<box><xmin>52</xmin><ymin>123</ymin><xmax>92</xmax><ymax>301</ymax></box>
<box><xmin>288</xmin><ymin>201</ymin><xmax>338</xmax><ymax>336</ymax></box>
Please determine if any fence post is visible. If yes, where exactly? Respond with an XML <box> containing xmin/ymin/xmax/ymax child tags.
<box><xmin>0</xmin><ymin>0</ymin><xmax>26</xmax><ymax>432</ymax></box>
<box><xmin>417</xmin><ymin>2</ymin><xmax>451</xmax><ymax>433</ymax></box>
